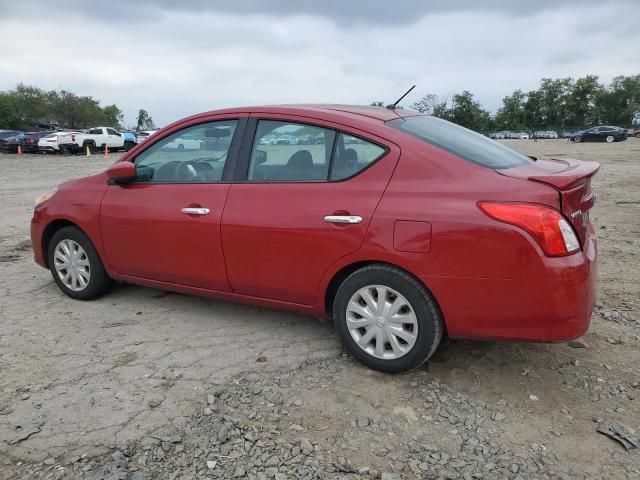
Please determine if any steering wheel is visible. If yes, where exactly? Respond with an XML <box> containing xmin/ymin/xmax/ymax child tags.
<box><xmin>175</xmin><ymin>160</ymin><xmax>200</xmax><ymax>181</ymax></box>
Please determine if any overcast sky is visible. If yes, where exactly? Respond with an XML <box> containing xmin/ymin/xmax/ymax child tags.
<box><xmin>1</xmin><ymin>0</ymin><xmax>638</xmax><ymax>127</ymax></box>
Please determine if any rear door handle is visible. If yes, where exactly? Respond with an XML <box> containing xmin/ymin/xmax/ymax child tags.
<box><xmin>181</xmin><ymin>207</ymin><xmax>210</xmax><ymax>215</ymax></box>
<box><xmin>324</xmin><ymin>215</ymin><xmax>363</xmax><ymax>224</ymax></box>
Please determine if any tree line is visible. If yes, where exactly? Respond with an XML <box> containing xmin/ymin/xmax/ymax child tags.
<box><xmin>0</xmin><ymin>83</ymin><xmax>155</xmax><ymax>131</ymax></box>
<box><xmin>385</xmin><ymin>74</ymin><xmax>640</xmax><ymax>133</ymax></box>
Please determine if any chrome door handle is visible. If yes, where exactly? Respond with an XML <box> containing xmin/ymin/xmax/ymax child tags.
<box><xmin>181</xmin><ymin>207</ymin><xmax>210</xmax><ymax>215</ymax></box>
<box><xmin>324</xmin><ymin>215</ymin><xmax>363</xmax><ymax>224</ymax></box>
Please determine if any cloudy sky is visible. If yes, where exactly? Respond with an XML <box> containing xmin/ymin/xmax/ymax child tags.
<box><xmin>0</xmin><ymin>0</ymin><xmax>638</xmax><ymax>127</ymax></box>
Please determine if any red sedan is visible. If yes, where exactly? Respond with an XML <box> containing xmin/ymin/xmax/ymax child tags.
<box><xmin>31</xmin><ymin>105</ymin><xmax>598</xmax><ymax>372</ymax></box>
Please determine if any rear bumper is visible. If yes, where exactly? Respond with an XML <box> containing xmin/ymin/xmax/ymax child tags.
<box><xmin>425</xmin><ymin>230</ymin><xmax>597</xmax><ymax>342</ymax></box>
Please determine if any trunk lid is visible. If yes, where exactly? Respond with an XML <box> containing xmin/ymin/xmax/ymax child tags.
<box><xmin>498</xmin><ymin>157</ymin><xmax>600</xmax><ymax>244</ymax></box>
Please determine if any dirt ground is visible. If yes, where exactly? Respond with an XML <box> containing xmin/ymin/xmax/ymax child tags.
<box><xmin>0</xmin><ymin>139</ymin><xmax>638</xmax><ymax>479</ymax></box>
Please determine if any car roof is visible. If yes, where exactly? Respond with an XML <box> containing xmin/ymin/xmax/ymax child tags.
<box><xmin>180</xmin><ymin>104</ymin><xmax>421</xmax><ymax>126</ymax></box>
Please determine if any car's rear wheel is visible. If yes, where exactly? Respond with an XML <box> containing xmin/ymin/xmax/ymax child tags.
<box><xmin>574</xmin><ymin>136</ymin><xmax>582</xmax><ymax>143</ymax></box>
<box><xmin>47</xmin><ymin>226</ymin><xmax>112</xmax><ymax>300</ymax></box>
<box><xmin>333</xmin><ymin>264</ymin><xmax>443</xmax><ymax>373</ymax></box>
<box><xmin>606</xmin><ymin>135</ymin><xmax>615</xmax><ymax>143</ymax></box>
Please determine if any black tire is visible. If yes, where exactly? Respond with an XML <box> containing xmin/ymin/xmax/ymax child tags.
<box><xmin>333</xmin><ymin>264</ymin><xmax>443</xmax><ymax>373</ymax></box>
<box><xmin>124</xmin><ymin>141</ymin><xmax>135</xmax><ymax>152</ymax></box>
<box><xmin>83</xmin><ymin>142</ymin><xmax>96</xmax><ymax>155</ymax></box>
<box><xmin>47</xmin><ymin>226</ymin><xmax>112</xmax><ymax>300</ymax></box>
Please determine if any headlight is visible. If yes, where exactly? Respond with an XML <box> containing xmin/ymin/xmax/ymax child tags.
<box><xmin>34</xmin><ymin>186</ymin><xmax>58</xmax><ymax>209</ymax></box>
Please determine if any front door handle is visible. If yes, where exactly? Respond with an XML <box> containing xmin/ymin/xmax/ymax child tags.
<box><xmin>181</xmin><ymin>207</ymin><xmax>210</xmax><ymax>215</ymax></box>
<box><xmin>324</xmin><ymin>215</ymin><xmax>363</xmax><ymax>224</ymax></box>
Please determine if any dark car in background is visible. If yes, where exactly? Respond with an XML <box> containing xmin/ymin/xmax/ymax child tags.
<box><xmin>571</xmin><ymin>126</ymin><xmax>628</xmax><ymax>143</ymax></box>
<box><xmin>0</xmin><ymin>131</ymin><xmax>25</xmax><ymax>152</ymax></box>
<box><xmin>0</xmin><ymin>131</ymin><xmax>52</xmax><ymax>153</ymax></box>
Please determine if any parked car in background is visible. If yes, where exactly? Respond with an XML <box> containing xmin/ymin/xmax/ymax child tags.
<box><xmin>533</xmin><ymin>131</ymin><xmax>549</xmax><ymax>139</ymax></box>
<box><xmin>135</xmin><ymin>130</ymin><xmax>157</xmax><ymax>145</ymax></box>
<box><xmin>121</xmin><ymin>131</ymin><xmax>137</xmax><ymax>151</ymax></box>
<box><xmin>31</xmin><ymin>104</ymin><xmax>599</xmax><ymax>373</ymax></box>
<box><xmin>562</xmin><ymin>131</ymin><xmax>572</xmax><ymax>138</ymax></box>
<box><xmin>629</xmin><ymin>128</ymin><xmax>640</xmax><ymax>138</ymax></box>
<box><xmin>494</xmin><ymin>132</ymin><xmax>505</xmax><ymax>139</ymax></box>
<box><xmin>0</xmin><ymin>131</ymin><xmax>52</xmax><ymax>153</ymax></box>
<box><xmin>546</xmin><ymin>131</ymin><xmax>559</xmax><ymax>139</ymax></box>
<box><xmin>275</xmin><ymin>134</ymin><xmax>298</xmax><ymax>145</ymax></box>
<box><xmin>519</xmin><ymin>132</ymin><xmax>529</xmax><ymax>139</ymax></box>
<box><xmin>0</xmin><ymin>130</ymin><xmax>24</xmax><ymax>142</ymax></box>
<box><xmin>570</xmin><ymin>126</ymin><xmax>628</xmax><ymax>143</ymax></box>
<box><xmin>57</xmin><ymin>127</ymin><xmax>125</xmax><ymax>154</ymax></box>
<box><xmin>165</xmin><ymin>134</ymin><xmax>204</xmax><ymax>151</ymax></box>
<box><xmin>38</xmin><ymin>131</ymin><xmax>82</xmax><ymax>153</ymax></box>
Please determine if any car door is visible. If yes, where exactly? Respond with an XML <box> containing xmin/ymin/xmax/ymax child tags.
<box><xmin>100</xmin><ymin>116</ymin><xmax>245</xmax><ymax>290</ymax></box>
<box><xmin>106</xmin><ymin>128</ymin><xmax>122</xmax><ymax>148</ymax></box>
<box><xmin>221</xmin><ymin>115</ymin><xmax>399</xmax><ymax>305</ymax></box>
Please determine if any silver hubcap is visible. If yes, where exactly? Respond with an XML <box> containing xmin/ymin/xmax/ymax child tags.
<box><xmin>53</xmin><ymin>239</ymin><xmax>91</xmax><ymax>292</ymax></box>
<box><xmin>606</xmin><ymin>136</ymin><xmax>614</xmax><ymax>143</ymax></box>
<box><xmin>346</xmin><ymin>285</ymin><xmax>418</xmax><ymax>360</ymax></box>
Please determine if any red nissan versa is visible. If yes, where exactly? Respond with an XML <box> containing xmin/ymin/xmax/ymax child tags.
<box><xmin>31</xmin><ymin>105</ymin><xmax>598</xmax><ymax>372</ymax></box>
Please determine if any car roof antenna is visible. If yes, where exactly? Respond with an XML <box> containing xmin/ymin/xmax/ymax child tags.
<box><xmin>386</xmin><ymin>85</ymin><xmax>415</xmax><ymax>109</ymax></box>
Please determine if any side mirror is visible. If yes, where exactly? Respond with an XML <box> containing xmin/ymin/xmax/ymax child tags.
<box><xmin>106</xmin><ymin>161</ymin><xmax>136</xmax><ymax>184</ymax></box>
<box><xmin>254</xmin><ymin>149</ymin><xmax>267</xmax><ymax>165</ymax></box>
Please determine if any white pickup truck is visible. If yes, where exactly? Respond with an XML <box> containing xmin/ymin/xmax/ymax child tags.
<box><xmin>57</xmin><ymin>127</ymin><xmax>125</xmax><ymax>154</ymax></box>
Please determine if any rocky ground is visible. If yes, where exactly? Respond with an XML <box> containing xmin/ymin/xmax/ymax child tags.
<box><xmin>1</xmin><ymin>138</ymin><xmax>639</xmax><ymax>479</ymax></box>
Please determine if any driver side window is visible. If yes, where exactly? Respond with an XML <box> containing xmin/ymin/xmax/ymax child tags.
<box><xmin>134</xmin><ymin>120</ymin><xmax>237</xmax><ymax>183</ymax></box>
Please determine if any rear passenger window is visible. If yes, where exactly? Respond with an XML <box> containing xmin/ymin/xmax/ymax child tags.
<box><xmin>330</xmin><ymin>134</ymin><xmax>386</xmax><ymax>180</ymax></box>
<box><xmin>248</xmin><ymin>121</ymin><xmax>335</xmax><ymax>182</ymax></box>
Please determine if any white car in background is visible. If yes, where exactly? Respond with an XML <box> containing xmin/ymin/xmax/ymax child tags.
<box><xmin>546</xmin><ymin>131</ymin><xmax>559</xmax><ymax>139</ymax></box>
<box><xmin>136</xmin><ymin>130</ymin><xmax>158</xmax><ymax>144</ymax></box>
<box><xmin>163</xmin><ymin>135</ymin><xmax>204</xmax><ymax>151</ymax></box>
<box><xmin>519</xmin><ymin>132</ymin><xmax>530</xmax><ymax>139</ymax></box>
<box><xmin>38</xmin><ymin>131</ymin><xmax>81</xmax><ymax>153</ymax></box>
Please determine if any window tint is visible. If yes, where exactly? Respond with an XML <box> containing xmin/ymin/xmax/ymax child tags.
<box><xmin>248</xmin><ymin>121</ymin><xmax>335</xmax><ymax>182</ymax></box>
<box><xmin>330</xmin><ymin>133</ymin><xmax>386</xmax><ymax>180</ymax></box>
<box><xmin>107</xmin><ymin>128</ymin><xmax>119</xmax><ymax>135</ymax></box>
<box><xmin>388</xmin><ymin>116</ymin><xmax>532</xmax><ymax>169</ymax></box>
<box><xmin>89</xmin><ymin>128</ymin><xmax>102</xmax><ymax>135</ymax></box>
<box><xmin>134</xmin><ymin>120</ymin><xmax>237</xmax><ymax>183</ymax></box>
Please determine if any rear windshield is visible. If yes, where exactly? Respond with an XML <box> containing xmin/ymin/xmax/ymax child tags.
<box><xmin>387</xmin><ymin>116</ymin><xmax>532</xmax><ymax>169</ymax></box>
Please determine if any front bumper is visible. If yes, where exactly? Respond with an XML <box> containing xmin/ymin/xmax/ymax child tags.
<box><xmin>30</xmin><ymin>209</ymin><xmax>48</xmax><ymax>268</ymax></box>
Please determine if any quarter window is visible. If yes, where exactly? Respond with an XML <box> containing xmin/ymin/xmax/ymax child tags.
<box><xmin>330</xmin><ymin>133</ymin><xmax>386</xmax><ymax>180</ymax></box>
<box><xmin>248</xmin><ymin>121</ymin><xmax>335</xmax><ymax>182</ymax></box>
<box><xmin>134</xmin><ymin>120</ymin><xmax>237</xmax><ymax>183</ymax></box>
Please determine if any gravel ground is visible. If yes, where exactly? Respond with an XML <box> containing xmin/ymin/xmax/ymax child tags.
<box><xmin>1</xmin><ymin>139</ymin><xmax>639</xmax><ymax>479</ymax></box>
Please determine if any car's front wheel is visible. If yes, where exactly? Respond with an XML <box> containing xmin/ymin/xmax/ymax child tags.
<box><xmin>574</xmin><ymin>135</ymin><xmax>582</xmax><ymax>143</ymax></box>
<box><xmin>333</xmin><ymin>264</ymin><xmax>443</xmax><ymax>373</ymax></box>
<box><xmin>47</xmin><ymin>226</ymin><xmax>112</xmax><ymax>300</ymax></box>
<box><xmin>605</xmin><ymin>135</ymin><xmax>615</xmax><ymax>143</ymax></box>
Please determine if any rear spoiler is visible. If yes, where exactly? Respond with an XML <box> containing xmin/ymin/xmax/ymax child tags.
<box><xmin>500</xmin><ymin>158</ymin><xmax>600</xmax><ymax>191</ymax></box>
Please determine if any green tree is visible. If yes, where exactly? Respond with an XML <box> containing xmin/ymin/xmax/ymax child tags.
<box><xmin>495</xmin><ymin>89</ymin><xmax>527</xmax><ymax>130</ymax></box>
<box><xmin>596</xmin><ymin>75</ymin><xmax>640</xmax><ymax>127</ymax></box>
<box><xmin>102</xmin><ymin>105</ymin><xmax>124</xmax><ymax>128</ymax></box>
<box><xmin>411</xmin><ymin>93</ymin><xmax>448</xmax><ymax>117</ymax></box>
<box><xmin>448</xmin><ymin>91</ymin><xmax>493</xmax><ymax>132</ymax></box>
<box><xmin>136</xmin><ymin>109</ymin><xmax>155</xmax><ymax>131</ymax></box>
<box><xmin>565</xmin><ymin>75</ymin><xmax>602</xmax><ymax>128</ymax></box>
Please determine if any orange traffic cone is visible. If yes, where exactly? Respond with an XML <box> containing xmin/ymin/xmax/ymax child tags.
<box><xmin>17</xmin><ymin>144</ymin><xmax>22</xmax><ymax>156</ymax></box>
<box><xmin>104</xmin><ymin>144</ymin><xmax>109</xmax><ymax>157</ymax></box>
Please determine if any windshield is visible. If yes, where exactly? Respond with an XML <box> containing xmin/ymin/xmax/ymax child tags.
<box><xmin>387</xmin><ymin>116</ymin><xmax>532</xmax><ymax>169</ymax></box>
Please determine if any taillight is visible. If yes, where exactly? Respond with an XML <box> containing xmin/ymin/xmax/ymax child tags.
<box><xmin>478</xmin><ymin>202</ymin><xmax>580</xmax><ymax>257</ymax></box>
